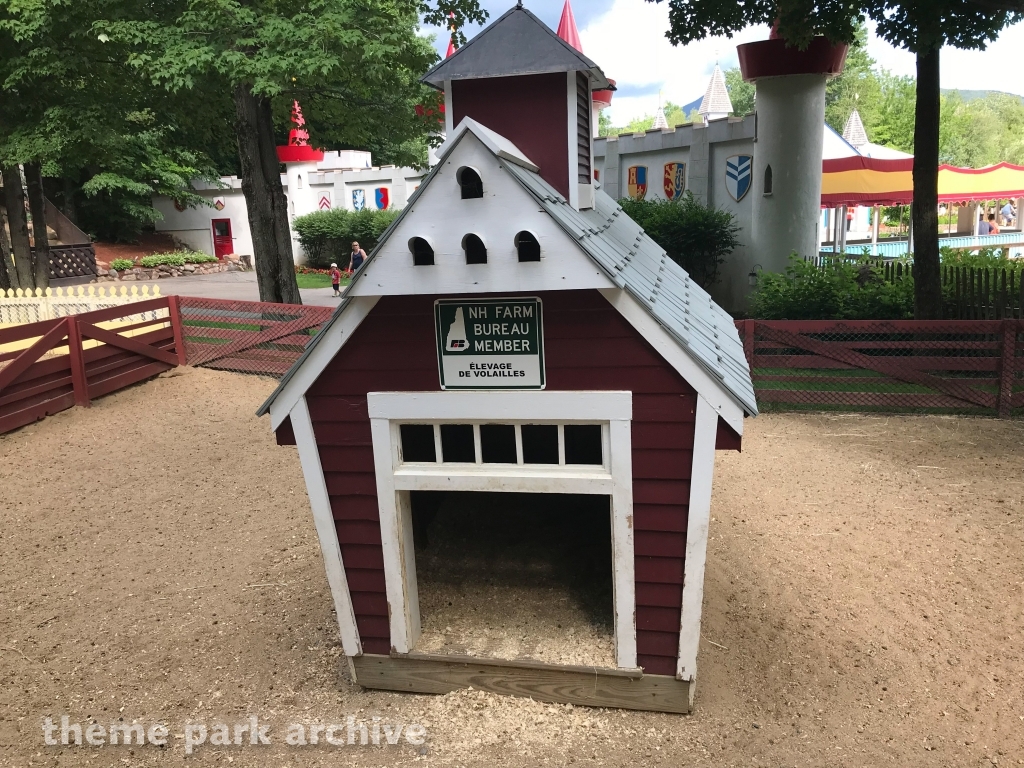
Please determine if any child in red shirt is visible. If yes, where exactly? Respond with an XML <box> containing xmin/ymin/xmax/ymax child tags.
<box><xmin>329</xmin><ymin>263</ymin><xmax>342</xmax><ymax>297</ymax></box>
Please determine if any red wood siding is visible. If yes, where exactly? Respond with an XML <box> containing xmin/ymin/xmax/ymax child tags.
<box><xmin>299</xmin><ymin>290</ymin><xmax>700</xmax><ymax>673</ymax></box>
<box><xmin>716</xmin><ymin>418</ymin><xmax>742</xmax><ymax>451</ymax></box>
<box><xmin>451</xmin><ymin>74</ymin><xmax>570</xmax><ymax>198</ymax></box>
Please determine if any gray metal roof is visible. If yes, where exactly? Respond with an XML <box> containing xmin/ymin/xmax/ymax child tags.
<box><xmin>421</xmin><ymin>5</ymin><xmax>611</xmax><ymax>90</ymax></box>
<box><xmin>503</xmin><ymin>163</ymin><xmax>758</xmax><ymax>416</ymax></box>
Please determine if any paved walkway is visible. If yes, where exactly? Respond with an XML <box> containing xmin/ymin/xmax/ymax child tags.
<box><xmin>134</xmin><ymin>271</ymin><xmax>343</xmax><ymax>307</ymax></box>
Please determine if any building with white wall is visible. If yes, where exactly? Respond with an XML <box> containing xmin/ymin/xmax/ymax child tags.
<box><xmin>153</xmin><ymin>143</ymin><xmax>427</xmax><ymax>264</ymax></box>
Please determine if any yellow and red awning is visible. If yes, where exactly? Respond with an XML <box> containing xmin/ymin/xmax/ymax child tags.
<box><xmin>821</xmin><ymin>157</ymin><xmax>1024</xmax><ymax>207</ymax></box>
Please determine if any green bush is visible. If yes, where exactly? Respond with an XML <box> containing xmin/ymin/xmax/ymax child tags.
<box><xmin>619</xmin><ymin>192</ymin><xmax>740</xmax><ymax>289</ymax></box>
<box><xmin>293</xmin><ymin>208</ymin><xmax>400</xmax><ymax>269</ymax></box>
<box><xmin>138</xmin><ymin>251</ymin><xmax>219</xmax><ymax>268</ymax></box>
<box><xmin>751</xmin><ymin>256</ymin><xmax>915</xmax><ymax>320</ymax></box>
<box><xmin>110</xmin><ymin>258</ymin><xmax>134</xmax><ymax>271</ymax></box>
<box><xmin>751</xmin><ymin>248</ymin><xmax>1023</xmax><ymax>320</ymax></box>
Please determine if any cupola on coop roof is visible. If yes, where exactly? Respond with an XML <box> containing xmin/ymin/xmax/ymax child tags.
<box><xmin>422</xmin><ymin>4</ymin><xmax>612</xmax><ymax>208</ymax></box>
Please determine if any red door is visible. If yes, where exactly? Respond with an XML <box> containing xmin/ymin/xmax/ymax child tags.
<box><xmin>212</xmin><ymin>219</ymin><xmax>234</xmax><ymax>259</ymax></box>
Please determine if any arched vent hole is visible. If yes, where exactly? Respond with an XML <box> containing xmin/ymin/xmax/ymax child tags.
<box><xmin>457</xmin><ymin>167</ymin><xmax>483</xmax><ymax>199</ymax></box>
<box><xmin>515</xmin><ymin>231</ymin><xmax>541</xmax><ymax>262</ymax></box>
<box><xmin>463</xmin><ymin>234</ymin><xmax>487</xmax><ymax>264</ymax></box>
<box><xmin>409</xmin><ymin>237</ymin><xmax>434</xmax><ymax>266</ymax></box>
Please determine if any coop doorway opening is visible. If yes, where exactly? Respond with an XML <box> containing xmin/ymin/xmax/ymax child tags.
<box><xmin>409</xmin><ymin>490</ymin><xmax>615</xmax><ymax>668</ymax></box>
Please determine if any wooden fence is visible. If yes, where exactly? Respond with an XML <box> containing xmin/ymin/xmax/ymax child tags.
<box><xmin>0</xmin><ymin>296</ymin><xmax>185</xmax><ymax>435</ymax></box>
<box><xmin>737</xmin><ymin>319</ymin><xmax>1024</xmax><ymax>417</ymax></box>
<box><xmin>811</xmin><ymin>258</ymin><xmax>1024</xmax><ymax>320</ymax></box>
<box><xmin>0</xmin><ymin>284</ymin><xmax>164</xmax><ymax>326</ymax></box>
<box><xmin>177</xmin><ymin>297</ymin><xmax>334</xmax><ymax>377</ymax></box>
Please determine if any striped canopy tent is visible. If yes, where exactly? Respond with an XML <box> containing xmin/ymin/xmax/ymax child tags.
<box><xmin>821</xmin><ymin>157</ymin><xmax>1024</xmax><ymax>207</ymax></box>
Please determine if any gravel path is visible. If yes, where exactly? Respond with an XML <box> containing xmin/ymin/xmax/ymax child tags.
<box><xmin>1</xmin><ymin>368</ymin><xmax>1021</xmax><ymax>767</ymax></box>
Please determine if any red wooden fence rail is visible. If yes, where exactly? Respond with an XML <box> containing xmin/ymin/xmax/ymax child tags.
<box><xmin>735</xmin><ymin>318</ymin><xmax>1024</xmax><ymax>418</ymax></box>
<box><xmin>0</xmin><ymin>296</ymin><xmax>183</xmax><ymax>435</ymax></box>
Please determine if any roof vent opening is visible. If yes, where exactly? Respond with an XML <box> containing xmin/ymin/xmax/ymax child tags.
<box><xmin>409</xmin><ymin>237</ymin><xmax>434</xmax><ymax>266</ymax></box>
<box><xmin>463</xmin><ymin>234</ymin><xmax>487</xmax><ymax>264</ymax></box>
<box><xmin>515</xmin><ymin>231</ymin><xmax>541</xmax><ymax>262</ymax></box>
<box><xmin>456</xmin><ymin>166</ymin><xmax>483</xmax><ymax>199</ymax></box>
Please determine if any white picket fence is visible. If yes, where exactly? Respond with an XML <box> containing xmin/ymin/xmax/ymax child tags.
<box><xmin>0</xmin><ymin>284</ymin><xmax>164</xmax><ymax>326</ymax></box>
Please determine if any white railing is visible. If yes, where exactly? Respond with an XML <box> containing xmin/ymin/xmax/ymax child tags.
<box><xmin>0</xmin><ymin>284</ymin><xmax>164</xmax><ymax>326</ymax></box>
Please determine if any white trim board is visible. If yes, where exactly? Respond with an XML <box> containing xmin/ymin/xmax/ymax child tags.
<box><xmin>367</xmin><ymin>390</ymin><xmax>631</xmax><ymax>421</ymax></box>
<box><xmin>676</xmin><ymin>394</ymin><xmax>718</xmax><ymax>681</ymax></box>
<box><xmin>289</xmin><ymin>396</ymin><xmax>362</xmax><ymax>656</ymax></box>
<box><xmin>268</xmin><ymin>295</ymin><xmax>380</xmax><ymax>431</ymax></box>
<box><xmin>368</xmin><ymin>389</ymin><xmax>636</xmax><ymax>668</ymax></box>
<box><xmin>566</xmin><ymin>71</ymin><xmax>579</xmax><ymax>210</ymax></box>
<box><xmin>597</xmin><ymin>287</ymin><xmax>745</xmax><ymax>435</ymax></box>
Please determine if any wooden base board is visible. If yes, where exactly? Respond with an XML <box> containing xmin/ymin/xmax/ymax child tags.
<box><xmin>351</xmin><ymin>653</ymin><xmax>694</xmax><ymax>714</ymax></box>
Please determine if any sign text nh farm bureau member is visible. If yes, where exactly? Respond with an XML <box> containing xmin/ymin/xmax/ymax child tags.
<box><xmin>434</xmin><ymin>298</ymin><xmax>545</xmax><ymax>389</ymax></box>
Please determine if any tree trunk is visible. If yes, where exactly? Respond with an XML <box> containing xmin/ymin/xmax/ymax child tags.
<box><xmin>912</xmin><ymin>45</ymin><xmax>942</xmax><ymax>319</ymax></box>
<box><xmin>25</xmin><ymin>162</ymin><xmax>50</xmax><ymax>291</ymax></box>
<box><xmin>232</xmin><ymin>83</ymin><xmax>302</xmax><ymax>305</ymax></box>
<box><xmin>0</xmin><ymin>205</ymin><xmax>13</xmax><ymax>292</ymax></box>
<box><xmin>2</xmin><ymin>165</ymin><xmax>34</xmax><ymax>291</ymax></box>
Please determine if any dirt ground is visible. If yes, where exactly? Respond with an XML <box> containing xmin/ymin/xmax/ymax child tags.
<box><xmin>1</xmin><ymin>366</ymin><xmax>1022</xmax><ymax>768</ymax></box>
<box><xmin>414</xmin><ymin>492</ymin><xmax>616</xmax><ymax>668</ymax></box>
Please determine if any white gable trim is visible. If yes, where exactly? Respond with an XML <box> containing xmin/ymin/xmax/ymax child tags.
<box><xmin>598</xmin><ymin>287</ymin><xmax>745</xmax><ymax>434</ymax></box>
<box><xmin>290</xmin><ymin>396</ymin><xmax>362</xmax><ymax>656</ymax></box>
<box><xmin>268</xmin><ymin>295</ymin><xmax>380</xmax><ymax>431</ymax></box>
<box><xmin>676</xmin><ymin>394</ymin><xmax>718</xmax><ymax>681</ymax></box>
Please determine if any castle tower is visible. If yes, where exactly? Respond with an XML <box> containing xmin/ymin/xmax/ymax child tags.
<box><xmin>842</xmin><ymin>109</ymin><xmax>868</xmax><ymax>149</ymax></box>
<box><xmin>421</xmin><ymin>4</ymin><xmax>612</xmax><ymax>209</ymax></box>
<box><xmin>698</xmin><ymin>65</ymin><xmax>733</xmax><ymax>123</ymax></box>
<box><xmin>277</xmin><ymin>101</ymin><xmax>324</xmax><ymax>222</ymax></box>
<box><xmin>738</xmin><ymin>30</ymin><xmax>847</xmax><ymax>275</ymax></box>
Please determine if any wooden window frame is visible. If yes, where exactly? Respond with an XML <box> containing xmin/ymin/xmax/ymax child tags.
<box><xmin>367</xmin><ymin>390</ymin><xmax>637</xmax><ymax>669</ymax></box>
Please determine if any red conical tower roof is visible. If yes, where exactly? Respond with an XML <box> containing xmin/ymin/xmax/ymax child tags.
<box><xmin>445</xmin><ymin>12</ymin><xmax>457</xmax><ymax>57</ymax></box>
<box><xmin>556</xmin><ymin>0</ymin><xmax>582</xmax><ymax>52</ymax></box>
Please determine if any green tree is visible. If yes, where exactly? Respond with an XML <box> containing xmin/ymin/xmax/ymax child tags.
<box><xmin>872</xmin><ymin>71</ymin><xmax>917</xmax><ymax>151</ymax></box>
<box><xmin>648</xmin><ymin>0</ymin><xmax>1023</xmax><ymax>319</ymax></box>
<box><xmin>824</xmin><ymin>23</ymin><xmax>881</xmax><ymax>135</ymax></box>
<box><xmin>101</xmin><ymin>0</ymin><xmax>487</xmax><ymax>305</ymax></box>
<box><xmin>724</xmin><ymin>67</ymin><xmax>755</xmax><ymax>115</ymax></box>
<box><xmin>0</xmin><ymin>0</ymin><xmax>220</xmax><ymax>294</ymax></box>
<box><xmin>865</xmin><ymin>0</ymin><xmax>1023</xmax><ymax>318</ymax></box>
<box><xmin>619</xmin><ymin>192</ymin><xmax>740</xmax><ymax>288</ymax></box>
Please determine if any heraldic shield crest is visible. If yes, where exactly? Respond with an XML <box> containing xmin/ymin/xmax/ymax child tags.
<box><xmin>375</xmin><ymin>187</ymin><xmax>389</xmax><ymax>210</ymax></box>
<box><xmin>663</xmin><ymin>162</ymin><xmax>686</xmax><ymax>200</ymax></box>
<box><xmin>725</xmin><ymin>155</ymin><xmax>752</xmax><ymax>201</ymax></box>
<box><xmin>352</xmin><ymin>189</ymin><xmax>366</xmax><ymax>211</ymax></box>
<box><xmin>627</xmin><ymin>165</ymin><xmax>648</xmax><ymax>200</ymax></box>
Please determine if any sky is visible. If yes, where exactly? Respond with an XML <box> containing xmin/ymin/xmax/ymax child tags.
<box><xmin>424</xmin><ymin>0</ymin><xmax>1024</xmax><ymax>126</ymax></box>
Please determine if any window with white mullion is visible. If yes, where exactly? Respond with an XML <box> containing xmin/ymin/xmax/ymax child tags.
<box><xmin>473</xmin><ymin>423</ymin><xmax>483</xmax><ymax>464</ymax></box>
<box><xmin>514</xmin><ymin>424</ymin><xmax>524</xmax><ymax>465</ymax></box>
<box><xmin>557</xmin><ymin>424</ymin><xmax>566</xmax><ymax>466</ymax></box>
<box><xmin>432</xmin><ymin>423</ymin><xmax>443</xmax><ymax>464</ymax></box>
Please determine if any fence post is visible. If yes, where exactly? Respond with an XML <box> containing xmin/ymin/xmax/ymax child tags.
<box><xmin>742</xmin><ymin>320</ymin><xmax>755</xmax><ymax>371</ymax></box>
<box><xmin>167</xmin><ymin>294</ymin><xmax>187</xmax><ymax>366</ymax></box>
<box><xmin>997</xmin><ymin>319</ymin><xmax>1016</xmax><ymax>418</ymax></box>
<box><xmin>66</xmin><ymin>316</ymin><xmax>90</xmax><ymax>407</ymax></box>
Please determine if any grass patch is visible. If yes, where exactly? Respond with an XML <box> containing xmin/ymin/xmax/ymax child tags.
<box><xmin>296</xmin><ymin>273</ymin><xmax>349</xmax><ymax>289</ymax></box>
<box><xmin>183</xmin><ymin>320</ymin><xmax>262</xmax><ymax>331</ymax></box>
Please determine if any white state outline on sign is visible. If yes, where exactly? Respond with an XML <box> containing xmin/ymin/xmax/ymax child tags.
<box><xmin>434</xmin><ymin>296</ymin><xmax>546</xmax><ymax>390</ymax></box>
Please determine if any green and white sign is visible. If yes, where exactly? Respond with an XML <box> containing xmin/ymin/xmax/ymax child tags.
<box><xmin>434</xmin><ymin>298</ymin><xmax>545</xmax><ymax>390</ymax></box>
